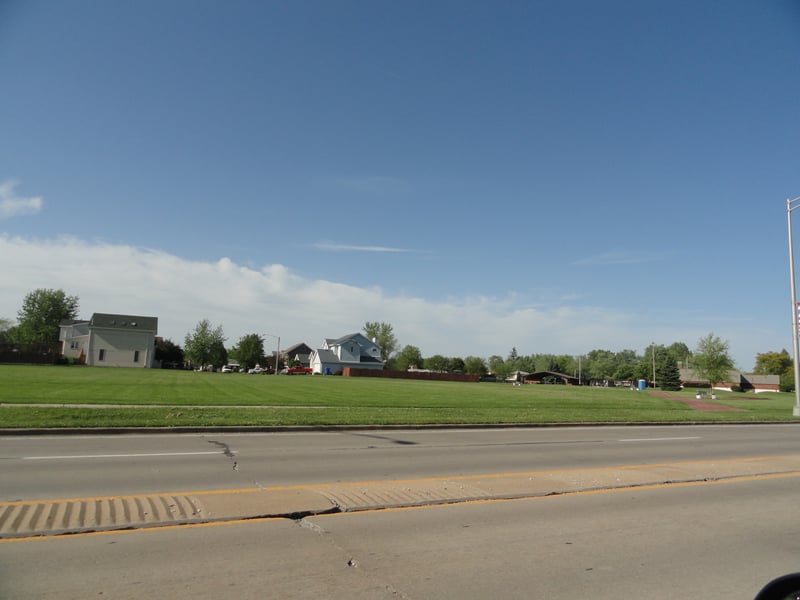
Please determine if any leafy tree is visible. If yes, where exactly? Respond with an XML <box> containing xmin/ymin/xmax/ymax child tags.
<box><xmin>0</xmin><ymin>318</ymin><xmax>13</xmax><ymax>343</ymax></box>
<box><xmin>15</xmin><ymin>289</ymin><xmax>79</xmax><ymax>343</ymax></box>
<box><xmin>425</xmin><ymin>354</ymin><xmax>450</xmax><ymax>372</ymax></box>
<box><xmin>586</xmin><ymin>349</ymin><xmax>616</xmax><ymax>380</ymax></box>
<box><xmin>184</xmin><ymin>319</ymin><xmax>226</xmax><ymax>368</ymax></box>
<box><xmin>656</xmin><ymin>354</ymin><xmax>682</xmax><ymax>391</ymax></box>
<box><xmin>612</xmin><ymin>349</ymin><xmax>639</xmax><ymax>380</ymax></box>
<box><xmin>464</xmin><ymin>356</ymin><xmax>488</xmax><ymax>376</ymax></box>
<box><xmin>754</xmin><ymin>350</ymin><xmax>794</xmax><ymax>392</ymax></box>
<box><xmin>665</xmin><ymin>342</ymin><xmax>691</xmax><ymax>366</ymax></box>
<box><xmin>395</xmin><ymin>344</ymin><xmax>424</xmax><ymax>371</ymax></box>
<box><xmin>508</xmin><ymin>347</ymin><xmax>518</xmax><ymax>360</ymax></box>
<box><xmin>209</xmin><ymin>339</ymin><xmax>228</xmax><ymax>369</ymax></box>
<box><xmin>781</xmin><ymin>369</ymin><xmax>795</xmax><ymax>393</ymax></box>
<box><xmin>488</xmin><ymin>355</ymin><xmax>512</xmax><ymax>380</ymax></box>
<box><xmin>693</xmin><ymin>332</ymin><xmax>734</xmax><ymax>389</ymax></box>
<box><xmin>363</xmin><ymin>321</ymin><xmax>398</xmax><ymax>362</ymax></box>
<box><xmin>448</xmin><ymin>357</ymin><xmax>465</xmax><ymax>373</ymax></box>
<box><xmin>753</xmin><ymin>350</ymin><xmax>792</xmax><ymax>375</ymax></box>
<box><xmin>155</xmin><ymin>338</ymin><xmax>184</xmax><ymax>366</ymax></box>
<box><xmin>229</xmin><ymin>333</ymin><xmax>265</xmax><ymax>370</ymax></box>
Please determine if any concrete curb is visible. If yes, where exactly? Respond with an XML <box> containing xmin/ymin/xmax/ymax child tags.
<box><xmin>1</xmin><ymin>421</ymin><xmax>798</xmax><ymax>436</ymax></box>
<box><xmin>4</xmin><ymin>455</ymin><xmax>800</xmax><ymax>539</ymax></box>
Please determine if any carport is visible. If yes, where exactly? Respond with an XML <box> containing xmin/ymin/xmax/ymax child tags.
<box><xmin>523</xmin><ymin>371</ymin><xmax>581</xmax><ymax>385</ymax></box>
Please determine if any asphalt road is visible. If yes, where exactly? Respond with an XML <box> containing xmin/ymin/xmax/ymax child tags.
<box><xmin>3</xmin><ymin>424</ymin><xmax>800</xmax><ymax>500</ymax></box>
<box><xmin>2</xmin><ymin>473</ymin><xmax>799</xmax><ymax>598</ymax></box>
<box><xmin>2</xmin><ymin>425</ymin><xmax>800</xmax><ymax>599</ymax></box>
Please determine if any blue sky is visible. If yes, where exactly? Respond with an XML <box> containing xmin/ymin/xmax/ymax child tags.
<box><xmin>1</xmin><ymin>1</ymin><xmax>799</xmax><ymax>369</ymax></box>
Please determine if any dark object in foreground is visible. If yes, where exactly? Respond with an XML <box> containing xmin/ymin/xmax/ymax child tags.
<box><xmin>755</xmin><ymin>573</ymin><xmax>800</xmax><ymax>600</ymax></box>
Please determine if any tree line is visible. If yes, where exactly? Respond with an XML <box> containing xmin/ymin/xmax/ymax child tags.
<box><xmin>1</xmin><ymin>289</ymin><xmax>794</xmax><ymax>391</ymax></box>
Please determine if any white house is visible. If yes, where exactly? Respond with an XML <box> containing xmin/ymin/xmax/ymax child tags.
<box><xmin>309</xmin><ymin>333</ymin><xmax>384</xmax><ymax>375</ymax></box>
<box><xmin>60</xmin><ymin>313</ymin><xmax>158</xmax><ymax>368</ymax></box>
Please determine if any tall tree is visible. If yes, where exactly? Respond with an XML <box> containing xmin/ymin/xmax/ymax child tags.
<box><xmin>0</xmin><ymin>318</ymin><xmax>13</xmax><ymax>343</ymax></box>
<box><xmin>665</xmin><ymin>342</ymin><xmax>692</xmax><ymax>367</ymax></box>
<box><xmin>15</xmin><ymin>288</ymin><xmax>79</xmax><ymax>343</ymax></box>
<box><xmin>488</xmin><ymin>355</ymin><xmax>511</xmax><ymax>380</ymax></box>
<box><xmin>693</xmin><ymin>332</ymin><xmax>734</xmax><ymax>389</ymax></box>
<box><xmin>753</xmin><ymin>350</ymin><xmax>792</xmax><ymax>375</ymax></box>
<box><xmin>754</xmin><ymin>350</ymin><xmax>794</xmax><ymax>392</ymax></box>
<box><xmin>155</xmin><ymin>338</ymin><xmax>184</xmax><ymax>366</ymax></box>
<box><xmin>425</xmin><ymin>354</ymin><xmax>450</xmax><ymax>372</ymax></box>
<box><xmin>448</xmin><ymin>357</ymin><xmax>465</xmax><ymax>373</ymax></box>
<box><xmin>586</xmin><ymin>349</ymin><xmax>616</xmax><ymax>380</ymax></box>
<box><xmin>363</xmin><ymin>321</ymin><xmax>398</xmax><ymax>362</ymax></box>
<box><xmin>464</xmin><ymin>356</ymin><xmax>488</xmax><ymax>377</ymax></box>
<box><xmin>229</xmin><ymin>333</ymin><xmax>265</xmax><ymax>370</ymax></box>
<box><xmin>656</xmin><ymin>354</ymin><xmax>682</xmax><ymax>391</ymax></box>
<box><xmin>395</xmin><ymin>344</ymin><xmax>424</xmax><ymax>371</ymax></box>
<box><xmin>184</xmin><ymin>319</ymin><xmax>226</xmax><ymax>368</ymax></box>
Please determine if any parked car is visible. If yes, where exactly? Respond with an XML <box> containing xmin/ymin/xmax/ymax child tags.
<box><xmin>248</xmin><ymin>366</ymin><xmax>265</xmax><ymax>374</ymax></box>
<box><xmin>285</xmin><ymin>366</ymin><xmax>313</xmax><ymax>375</ymax></box>
<box><xmin>221</xmin><ymin>364</ymin><xmax>239</xmax><ymax>373</ymax></box>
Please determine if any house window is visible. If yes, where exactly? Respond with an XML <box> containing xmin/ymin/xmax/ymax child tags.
<box><xmin>98</xmin><ymin>349</ymin><xmax>105</xmax><ymax>361</ymax></box>
<box><xmin>134</xmin><ymin>350</ymin><xmax>140</xmax><ymax>363</ymax></box>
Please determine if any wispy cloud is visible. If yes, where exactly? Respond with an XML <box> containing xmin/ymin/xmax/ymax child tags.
<box><xmin>573</xmin><ymin>250</ymin><xmax>660</xmax><ymax>266</ymax></box>
<box><xmin>313</xmin><ymin>242</ymin><xmax>418</xmax><ymax>253</ymax></box>
<box><xmin>0</xmin><ymin>180</ymin><xmax>43</xmax><ymax>219</ymax></box>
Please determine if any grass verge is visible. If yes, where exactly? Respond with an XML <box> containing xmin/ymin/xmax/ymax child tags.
<box><xmin>0</xmin><ymin>365</ymin><xmax>796</xmax><ymax>428</ymax></box>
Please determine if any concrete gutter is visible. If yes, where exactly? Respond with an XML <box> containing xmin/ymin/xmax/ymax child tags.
<box><xmin>4</xmin><ymin>455</ymin><xmax>800</xmax><ymax>540</ymax></box>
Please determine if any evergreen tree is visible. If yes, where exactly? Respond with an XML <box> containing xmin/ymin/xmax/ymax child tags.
<box><xmin>656</xmin><ymin>355</ymin><xmax>682</xmax><ymax>391</ymax></box>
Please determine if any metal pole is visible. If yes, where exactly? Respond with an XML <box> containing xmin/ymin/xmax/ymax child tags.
<box><xmin>262</xmin><ymin>333</ymin><xmax>281</xmax><ymax>375</ymax></box>
<box><xmin>652</xmin><ymin>342</ymin><xmax>656</xmax><ymax>388</ymax></box>
<box><xmin>787</xmin><ymin>198</ymin><xmax>800</xmax><ymax>416</ymax></box>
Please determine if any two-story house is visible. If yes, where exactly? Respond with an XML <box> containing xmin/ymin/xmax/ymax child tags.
<box><xmin>59</xmin><ymin>313</ymin><xmax>158</xmax><ymax>368</ymax></box>
<box><xmin>309</xmin><ymin>333</ymin><xmax>384</xmax><ymax>375</ymax></box>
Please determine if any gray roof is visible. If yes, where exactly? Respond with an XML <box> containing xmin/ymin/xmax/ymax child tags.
<box><xmin>89</xmin><ymin>313</ymin><xmax>158</xmax><ymax>333</ymax></box>
<box><xmin>314</xmin><ymin>348</ymin><xmax>341</xmax><ymax>364</ymax></box>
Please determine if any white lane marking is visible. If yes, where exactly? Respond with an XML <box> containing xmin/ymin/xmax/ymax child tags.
<box><xmin>619</xmin><ymin>436</ymin><xmax>700</xmax><ymax>442</ymax></box>
<box><xmin>21</xmin><ymin>451</ymin><xmax>235</xmax><ymax>460</ymax></box>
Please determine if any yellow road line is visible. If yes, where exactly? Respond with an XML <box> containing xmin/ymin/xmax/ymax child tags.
<box><xmin>5</xmin><ymin>454</ymin><xmax>799</xmax><ymax>507</ymax></box>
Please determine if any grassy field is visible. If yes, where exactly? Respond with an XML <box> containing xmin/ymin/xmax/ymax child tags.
<box><xmin>0</xmin><ymin>365</ymin><xmax>797</xmax><ymax>428</ymax></box>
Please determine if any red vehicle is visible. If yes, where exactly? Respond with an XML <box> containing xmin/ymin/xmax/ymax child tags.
<box><xmin>285</xmin><ymin>366</ymin><xmax>313</xmax><ymax>375</ymax></box>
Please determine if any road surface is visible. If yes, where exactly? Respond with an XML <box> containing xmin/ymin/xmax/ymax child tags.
<box><xmin>1</xmin><ymin>425</ymin><xmax>799</xmax><ymax>598</ymax></box>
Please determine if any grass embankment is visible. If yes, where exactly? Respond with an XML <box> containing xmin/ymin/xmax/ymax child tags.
<box><xmin>0</xmin><ymin>365</ymin><xmax>795</xmax><ymax>428</ymax></box>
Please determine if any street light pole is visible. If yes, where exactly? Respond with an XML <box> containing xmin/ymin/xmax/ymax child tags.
<box><xmin>652</xmin><ymin>342</ymin><xmax>656</xmax><ymax>389</ymax></box>
<box><xmin>263</xmin><ymin>333</ymin><xmax>281</xmax><ymax>375</ymax></box>
<box><xmin>787</xmin><ymin>197</ymin><xmax>800</xmax><ymax>416</ymax></box>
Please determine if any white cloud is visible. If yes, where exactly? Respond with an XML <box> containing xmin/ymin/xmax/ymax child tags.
<box><xmin>312</xmin><ymin>242</ymin><xmax>418</xmax><ymax>253</ymax></box>
<box><xmin>0</xmin><ymin>234</ymin><xmax>770</xmax><ymax>368</ymax></box>
<box><xmin>0</xmin><ymin>180</ymin><xmax>43</xmax><ymax>219</ymax></box>
<box><xmin>573</xmin><ymin>250</ymin><xmax>660</xmax><ymax>266</ymax></box>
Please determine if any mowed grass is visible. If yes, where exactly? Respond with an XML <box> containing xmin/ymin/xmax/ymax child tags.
<box><xmin>0</xmin><ymin>365</ymin><xmax>797</xmax><ymax>428</ymax></box>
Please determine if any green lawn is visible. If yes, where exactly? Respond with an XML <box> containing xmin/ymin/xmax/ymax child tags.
<box><xmin>0</xmin><ymin>365</ymin><xmax>796</xmax><ymax>428</ymax></box>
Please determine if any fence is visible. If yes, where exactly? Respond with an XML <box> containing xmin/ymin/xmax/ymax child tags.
<box><xmin>343</xmin><ymin>368</ymin><xmax>480</xmax><ymax>383</ymax></box>
<box><xmin>0</xmin><ymin>342</ymin><xmax>64</xmax><ymax>364</ymax></box>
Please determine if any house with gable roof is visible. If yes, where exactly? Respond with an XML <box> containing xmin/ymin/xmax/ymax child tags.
<box><xmin>309</xmin><ymin>332</ymin><xmax>384</xmax><ymax>375</ymax></box>
<box><xmin>59</xmin><ymin>313</ymin><xmax>158</xmax><ymax>368</ymax></box>
<box><xmin>282</xmin><ymin>342</ymin><xmax>314</xmax><ymax>368</ymax></box>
